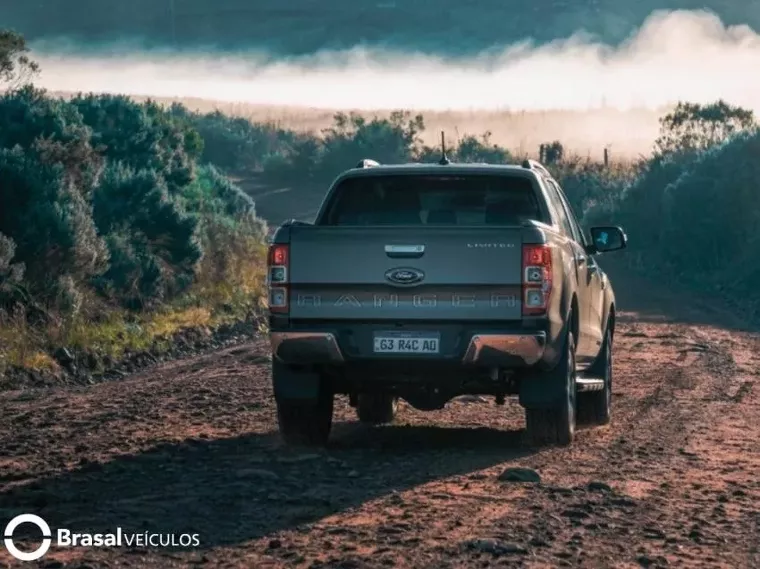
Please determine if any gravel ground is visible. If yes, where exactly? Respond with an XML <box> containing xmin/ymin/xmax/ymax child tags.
<box><xmin>1</xmin><ymin>266</ymin><xmax>759</xmax><ymax>568</ymax></box>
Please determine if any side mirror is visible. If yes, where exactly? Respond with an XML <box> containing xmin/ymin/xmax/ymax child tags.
<box><xmin>588</xmin><ymin>226</ymin><xmax>627</xmax><ymax>254</ymax></box>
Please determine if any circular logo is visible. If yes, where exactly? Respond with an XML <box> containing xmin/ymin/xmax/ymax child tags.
<box><xmin>385</xmin><ymin>267</ymin><xmax>424</xmax><ymax>285</ymax></box>
<box><xmin>4</xmin><ymin>514</ymin><xmax>52</xmax><ymax>561</ymax></box>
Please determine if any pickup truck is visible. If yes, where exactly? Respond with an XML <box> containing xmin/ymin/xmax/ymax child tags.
<box><xmin>266</xmin><ymin>157</ymin><xmax>627</xmax><ymax>447</ymax></box>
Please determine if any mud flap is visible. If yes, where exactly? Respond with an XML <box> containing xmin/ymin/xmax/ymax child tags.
<box><xmin>518</xmin><ymin>322</ymin><xmax>571</xmax><ymax>409</ymax></box>
<box><xmin>272</xmin><ymin>361</ymin><xmax>321</xmax><ymax>401</ymax></box>
<box><xmin>518</xmin><ymin>375</ymin><xmax>568</xmax><ymax>408</ymax></box>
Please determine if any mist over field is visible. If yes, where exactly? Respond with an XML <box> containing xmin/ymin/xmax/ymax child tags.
<box><xmin>25</xmin><ymin>10</ymin><xmax>760</xmax><ymax>113</ymax></box>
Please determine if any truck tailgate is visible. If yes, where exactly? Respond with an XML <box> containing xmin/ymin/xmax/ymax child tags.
<box><xmin>288</xmin><ymin>226</ymin><xmax>523</xmax><ymax>321</ymax></box>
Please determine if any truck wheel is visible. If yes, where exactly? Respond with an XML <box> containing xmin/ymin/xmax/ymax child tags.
<box><xmin>357</xmin><ymin>394</ymin><xmax>399</xmax><ymax>424</ymax></box>
<box><xmin>578</xmin><ymin>327</ymin><xmax>612</xmax><ymax>426</ymax></box>
<box><xmin>525</xmin><ymin>331</ymin><xmax>577</xmax><ymax>446</ymax></box>
<box><xmin>276</xmin><ymin>389</ymin><xmax>334</xmax><ymax>447</ymax></box>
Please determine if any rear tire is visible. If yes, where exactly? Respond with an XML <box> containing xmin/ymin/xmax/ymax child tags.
<box><xmin>525</xmin><ymin>330</ymin><xmax>577</xmax><ymax>447</ymax></box>
<box><xmin>276</xmin><ymin>389</ymin><xmax>334</xmax><ymax>447</ymax></box>
<box><xmin>357</xmin><ymin>394</ymin><xmax>398</xmax><ymax>424</ymax></box>
<box><xmin>578</xmin><ymin>326</ymin><xmax>612</xmax><ymax>426</ymax></box>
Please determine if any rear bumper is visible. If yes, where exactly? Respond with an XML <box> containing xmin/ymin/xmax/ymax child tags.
<box><xmin>270</xmin><ymin>330</ymin><xmax>546</xmax><ymax>367</ymax></box>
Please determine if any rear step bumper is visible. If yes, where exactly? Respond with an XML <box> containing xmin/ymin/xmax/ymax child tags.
<box><xmin>270</xmin><ymin>331</ymin><xmax>546</xmax><ymax>367</ymax></box>
<box><xmin>575</xmin><ymin>377</ymin><xmax>605</xmax><ymax>392</ymax></box>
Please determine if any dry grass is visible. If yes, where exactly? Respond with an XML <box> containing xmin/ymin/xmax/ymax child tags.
<box><xmin>168</xmin><ymin>98</ymin><xmax>665</xmax><ymax>160</ymax></box>
<box><xmin>0</xmin><ymin>309</ymin><xmax>60</xmax><ymax>374</ymax></box>
<box><xmin>189</xmin><ymin>237</ymin><xmax>268</xmax><ymax>312</ymax></box>
<box><xmin>60</xmin><ymin>306</ymin><xmax>216</xmax><ymax>359</ymax></box>
<box><xmin>0</xmin><ymin>241</ymin><xmax>268</xmax><ymax>372</ymax></box>
<box><xmin>1</xmin><ymin>301</ymin><xmax>238</xmax><ymax>371</ymax></box>
<box><xmin>49</xmin><ymin>90</ymin><xmax>667</xmax><ymax>160</ymax></box>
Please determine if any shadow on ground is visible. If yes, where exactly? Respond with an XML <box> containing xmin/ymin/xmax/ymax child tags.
<box><xmin>0</xmin><ymin>422</ymin><xmax>530</xmax><ymax>550</ymax></box>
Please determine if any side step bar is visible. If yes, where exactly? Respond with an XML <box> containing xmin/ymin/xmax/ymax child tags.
<box><xmin>576</xmin><ymin>377</ymin><xmax>605</xmax><ymax>392</ymax></box>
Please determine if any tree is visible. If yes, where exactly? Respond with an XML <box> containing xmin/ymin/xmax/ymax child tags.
<box><xmin>654</xmin><ymin>100</ymin><xmax>756</xmax><ymax>157</ymax></box>
<box><xmin>316</xmin><ymin>111</ymin><xmax>425</xmax><ymax>178</ymax></box>
<box><xmin>0</xmin><ymin>29</ymin><xmax>39</xmax><ymax>88</ymax></box>
<box><xmin>541</xmin><ymin>141</ymin><xmax>564</xmax><ymax>164</ymax></box>
<box><xmin>452</xmin><ymin>131</ymin><xmax>511</xmax><ymax>164</ymax></box>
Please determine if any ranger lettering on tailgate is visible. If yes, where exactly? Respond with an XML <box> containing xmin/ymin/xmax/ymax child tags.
<box><xmin>295</xmin><ymin>293</ymin><xmax>518</xmax><ymax>308</ymax></box>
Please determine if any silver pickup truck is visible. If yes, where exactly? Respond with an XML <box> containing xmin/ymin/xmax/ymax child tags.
<box><xmin>266</xmin><ymin>158</ymin><xmax>627</xmax><ymax>447</ymax></box>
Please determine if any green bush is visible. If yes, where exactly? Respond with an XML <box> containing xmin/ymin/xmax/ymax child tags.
<box><xmin>595</xmin><ymin>103</ymin><xmax>760</xmax><ymax>311</ymax></box>
<box><xmin>454</xmin><ymin>132</ymin><xmax>512</xmax><ymax>164</ymax></box>
<box><xmin>0</xmin><ymin>144</ymin><xmax>109</xmax><ymax>304</ymax></box>
<box><xmin>0</xmin><ymin>30</ymin><xmax>273</xmax><ymax>371</ymax></box>
<box><xmin>168</xmin><ymin>105</ymin><xmax>295</xmax><ymax>173</ymax></box>
<box><xmin>314</xmin><ymin>111</ymin><xmax>425</xmax><ymax>181</ymax></box>
<box><xmin>658</xmin><ymin>130</ymin><xmax>760</xmax><ymax>290</ymax></box>
<box><xmin>654</xmin><ymin>100</ymin><xmax>755</xmax><ymax>158</ymax></box>
<box><xmin>417</xmin><ymin>131</ymin><xmax>512</xmax><ymax>164</ymax></box>
<box><xmin>0</xmin><ymin>84</ymin><xmax>266</xmax><ymax>317</ymax></box>
<box><xmin>91</xmin><ymin>163</ymin><xmax>202</xmax><ymax>309</ymax></box>
<box><xmin>71</xmin><ymin>94</ymin><xmax>203</xmax><ymax>193</ymax></box>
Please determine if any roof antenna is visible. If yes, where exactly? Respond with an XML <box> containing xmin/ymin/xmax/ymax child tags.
<box><xmin>438</xmin><ymin>130</ymin><xmax>450</xmax><ymax>165</ymax></box>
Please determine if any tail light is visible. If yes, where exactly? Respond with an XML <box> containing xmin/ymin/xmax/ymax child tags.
<box><xmin>267</xmin><ymin>244</ymin><xmax>289</xmax><ymax>313</ymax></box>
<box><xmin>522</xmin><ymin>244</ymin><xmax>552</xmax><ymax>315</ymax></box>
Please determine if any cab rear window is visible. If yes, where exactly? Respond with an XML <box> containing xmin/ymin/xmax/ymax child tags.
<box><xmin>321</xmin><ymin>174</ymin><xmax>545</xmax><ymax>226</ymax></box>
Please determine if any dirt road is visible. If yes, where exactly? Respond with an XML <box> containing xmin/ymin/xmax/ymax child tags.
<box><xmin>1</xmin><ymin>265</ymin><xmax>759</xmax><ymax>568</ymax></box>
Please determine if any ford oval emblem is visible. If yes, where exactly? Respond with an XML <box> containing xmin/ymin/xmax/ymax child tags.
<box><xmin>385</xmin><ymin>267</ymin><xmax>425</xmax><ymax>285</ymax></box>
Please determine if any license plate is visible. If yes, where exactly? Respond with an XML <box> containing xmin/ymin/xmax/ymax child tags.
<box><xmin>373</xmin><ymin>332</ymin><xmax>440</xmax><ymax>354</ymax></box>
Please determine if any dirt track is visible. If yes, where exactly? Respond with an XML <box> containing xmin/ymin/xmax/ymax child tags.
<box><xmin>1</xmin><ymin>265</ymin><xmax>759</xmax><ymax>568</ymax></box>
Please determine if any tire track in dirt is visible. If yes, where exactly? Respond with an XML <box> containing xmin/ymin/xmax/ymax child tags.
<box><xmin>524</xmin><ymin>318</ymin><xmax>760</xmax><ymax>568</ymax></box>
<box><xmin>1</xmin><ymin>270</ymin><xmax>759</xmax><ymax>568</ymax></box>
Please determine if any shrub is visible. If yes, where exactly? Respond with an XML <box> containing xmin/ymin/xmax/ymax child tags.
<box><xmin>654</xmin><ymin>100</ymin><xmax>755</xmax><ymax>158</ymax></box>
<box><xmin>417</xmin><ymin>131</ymin><xmax>512</xmax><ymax>164</ymax></box>
<box><xmin>0</xmin><ymin>145</ymin><xmax>109</xmax><ymax>299</ymax></box>
<box><xmin>91</xmin><ymin>163</ymin><xmax>202</xmax><ymax>309</ymax></box>
<box><xmin>179</xmin><ymin>165</ymin><xmax>267</xmax><ymax>316</ymax></box>
<box><xmin>314</xmin><ymin>111</ymin><xmax>425</xmax><ymax>180</ymax></box>
<box><xmin>0</xmin><ymin>72</ymin><xmax>267</xmax><ymax>320</ymax></box>
<box><xmin>541</xmin><ymin>141</ymin><xmax>565</xmax><ymax>164</ymax></box>
<box><xmin>169</xmin><ymin>106</ymin><xmax>295</xmax><ymax>172</ymax></box>
<box><xmin>71</xmin><ymin>94</ymin><xmax>203</xmax><ymax>193</ymax></box>
<box><xmin>658</xmin><ymin>129</ymin><xmax>760</xmax><ymax>290</ymax></box>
